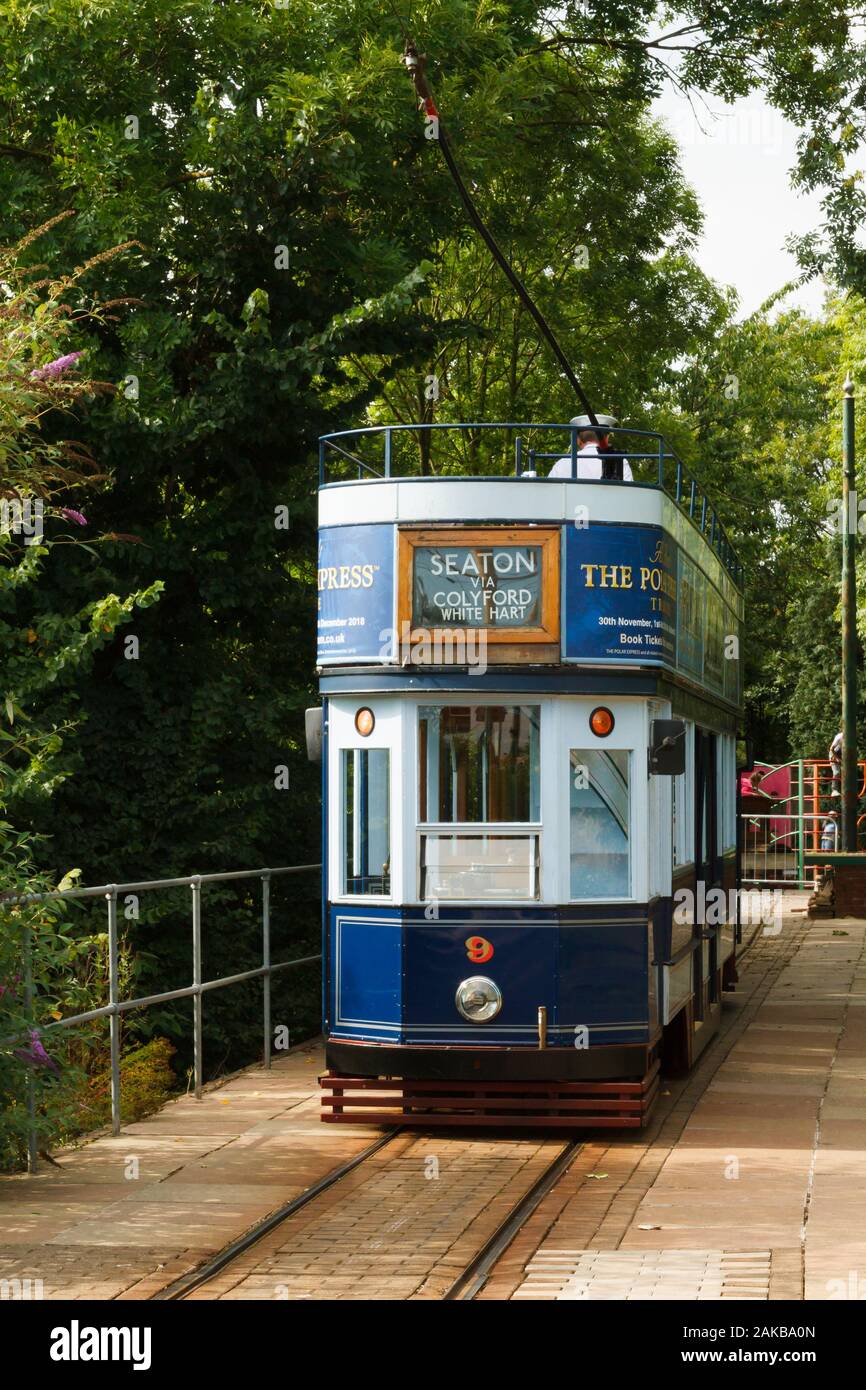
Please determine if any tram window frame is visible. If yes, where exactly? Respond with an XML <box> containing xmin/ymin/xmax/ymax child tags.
<box><xmin>341</xmin><ymin>747</ymin><xmax>392</xmax><ymax>898</ymax></box>
<box><xmin>419</xmin><ymin>700</ymin><xmax>542</xmax><ymax>817</ymax></box>
<box><xmin>419</xmin><ymin>831</ymin><xmax>540</xmax><ymax>902</ymax></box>
<box><xmin>416</xmin><ymin>703</ymin><xmax>542</xmax><ymax>902</ymax></box>
<box><xmin>717</xmin><ymin>733</ymin><xmax>737</xmax><ymax>853</ymax></box>
<box><xmin>672</xmin><ymin>722</ymin><xmax>694</xmax><ymax>870</ymax></box>
<box><xmin>567</xmin><ymin>747</ymin><xmax>631</xmax><ymax>901</ymax></box>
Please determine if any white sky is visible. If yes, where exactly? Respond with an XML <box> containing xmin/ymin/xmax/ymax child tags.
<box><xmin>652</xmin><ymin>84</ymin><xmax>829</xmax><ymax>321</ymax></box>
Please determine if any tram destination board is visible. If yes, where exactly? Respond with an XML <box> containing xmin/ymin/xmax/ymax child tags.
<box><xmin>412</xmin><ymin>541</ymin><xmax>542</xmax><ymax>627</ymax></box>
<box><xmin>400</xmin><ymin>527</ymin><xmax>560</xmax><ymax>644</ymax></box>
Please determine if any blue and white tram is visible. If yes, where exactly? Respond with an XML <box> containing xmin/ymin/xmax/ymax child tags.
<box><xmin>312</xmin><ymin>422</ymin><xmax>743</xmax><ymax>1128</ymax></box>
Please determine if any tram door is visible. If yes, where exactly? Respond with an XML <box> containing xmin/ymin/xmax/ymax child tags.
<box><xmin>694</xmin><ymin>729</ymin><xmax>720</xmax><ymax>1022</ymax></box>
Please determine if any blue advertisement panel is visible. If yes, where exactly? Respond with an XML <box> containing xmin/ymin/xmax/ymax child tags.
<box><xmin>564</xmin><ymin>524</ymin><xmax>677</xmax><ymax>664</ymax></box>
<box><xmin>317</xmin><ymin>524</ymin><xmax>394</xmax><ymax>664</ymax></box>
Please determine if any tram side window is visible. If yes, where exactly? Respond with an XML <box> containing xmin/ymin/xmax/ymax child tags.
<box><xmin>672</xmin><ymin>723</ymin><xmax>693</xmax><ymax>868</ymax></box>
<box><xmin>569</xmin><ymin>749</ymin><xmax>630</xmax><ymax>899</ymax></box>
<box><xmin>342</xmin><ymin>749</ymin><xmax>390</xmax><ymax>896</ymax></box>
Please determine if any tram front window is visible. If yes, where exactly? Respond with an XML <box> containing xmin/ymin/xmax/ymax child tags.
<box><xmin>418</xmin><ymin>705</ymin><xmax>540</xmax><ymax>822</ymax></box>
<box><xmin>418</xmin><ymin>705</ymin><xmax>540</xmax><ymax>900</ymax></box>
<box><xmin>569</xmin><ymin>749</ymin><xmax>630</xmax><ymax>899</ymax></box>
<box><xmin>342</xmin><ymin>748</ymin><xmax>390</xmax><ymax>895</ymax></box>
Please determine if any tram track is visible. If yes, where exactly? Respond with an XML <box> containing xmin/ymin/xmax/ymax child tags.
<box><xmin>152</xmin><ymin>1127</ymin><xmax>579</xmax><ymax>1302</ymax></box>
<box><xmin>443</xmin><ymin>1139</ymin><xmax>583</xmax><ymax>1300</ymax></box>
<box><xmin>152</xmin><ymin>920</ymin><xmax>800</xmax><ymax>1303</ymax></box>
<box><xmin>153</xmin><ymin>1129</ymin><xmax>402</xmax><ymax>1301</ymax></box>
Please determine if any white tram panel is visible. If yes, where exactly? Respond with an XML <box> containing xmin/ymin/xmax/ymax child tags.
<box><xmin>327</xmin><ymin>694</ymin><xmax>655</xmax><ymax>910</ymax></box>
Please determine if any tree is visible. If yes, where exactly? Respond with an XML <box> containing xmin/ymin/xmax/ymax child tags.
<box><xmin>0</xmin><ymin>0</ymin><xmax>748</xmax><ymax>1069</ymax></box>
<box><xmin>661</xmin><ymin>287</ymin><xmax>863</xmax><ymax>762</ymax></box>
<box><xmin>531</xmin><ymin>3</ymin><xmax>866</xmax><ymax>293</ymax></box>
<box><xmin>0</xmin><ymin>225</ymin><xmax>161</xmax><ymax>1168</ymax></box>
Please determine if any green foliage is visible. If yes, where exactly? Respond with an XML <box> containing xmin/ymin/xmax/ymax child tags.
<box><xmin>84</xmin><ymin>1035</ymin><xmax>176</xmax><ymax>1130</ymax></box>
<box><xmin>0</xmin><ymin>862</ymin><xmax>102</xmax><ymax>1171</ymax></box>
<box><xmin>0</xmin><ymin>0</ymin><xmax>738</xmax><ymax>1073</ymax></box>
<box><xmin>660</xmin><ymin>287</ymin><xmax>866</xmax><ymax>763</ymax></box>
<box><xmin>1</xmin><ymin>0</ymin><xmax>865</xmax><ymax>1095</ymax></box>
<box><xmin>0</xmin><ymin>218</ymin><xmax>165</xmax><ymax>1169</ymax></box>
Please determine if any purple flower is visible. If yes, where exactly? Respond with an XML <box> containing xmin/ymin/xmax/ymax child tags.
<box><xmin>30</xmin><ymin>350</ymin><xmax>84</xmax><ymax>381</ymax></box>
<box><xmin>60</xmin><ymin>508</ymin><xmax>88</xmax><ymax>527</ymax></box>
<box><xmin>13</xmin><ymin>1029</ymin><xmax>60</xmax><ymax>1075</ymax></box>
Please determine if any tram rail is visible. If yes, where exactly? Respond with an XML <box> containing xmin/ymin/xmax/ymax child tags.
<box><xmin>152</xmin><ymin>1128</ymin><xmax>581</xmax><ymax>1303</ymax></box>
<box><xmin>443</xmin><ymin>1139</ymin><xmax>583</xmax><ymax>1300</ymax></box>
<box><xmin>153</xmin><ymin>1129</ymin><xmax>401</xmax><ymax>1302</ymax></box>
<box><xmin>148</xmin><ymin>906</ymin><xmax>806</xmax><ymax>1303</ymax></box>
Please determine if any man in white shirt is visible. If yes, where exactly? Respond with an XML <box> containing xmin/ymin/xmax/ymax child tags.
<box><xmin>547</xmin><ymin>418</ymin><xmax>633</xmax><ymax>480</ymax></box>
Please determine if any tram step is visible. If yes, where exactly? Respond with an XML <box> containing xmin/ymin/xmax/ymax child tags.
<box><xmin>319</xmin><ymin>1063</ymin><xmax>659</xmax><ymax>1129</ymax></box>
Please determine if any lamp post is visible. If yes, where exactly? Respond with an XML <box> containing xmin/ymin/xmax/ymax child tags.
<box><xmin>841</xmin><ymin>375</ymin><xmax>858</xmax><ymax>851</ymax></box>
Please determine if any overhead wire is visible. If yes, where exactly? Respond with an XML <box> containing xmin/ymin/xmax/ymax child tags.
<box><xmin>401</xmin><ymin>38</ymin><xmax>598</xmax><ymax>425</ymax></box>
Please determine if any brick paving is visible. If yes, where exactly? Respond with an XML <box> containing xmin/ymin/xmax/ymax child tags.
<box><xmin>0</xmin><ymin>1040</ymin><xmax>380</xmax><ymax>1299</ymax></box>
<box><xmin>3</xmin><ymin>900</ymin><xmax>865</xmax><ymax>1302</ymax></box>
<box><xmin>514</xmin><ymin>1249</ymin><xmax>773</xmax><ymax>1300</ymax></box>
<box><xmin>490</xmin><ymin>906</ymin><xmax>866</xmax><ymax>1301</ymax></box>
<box><xmin>184</xmin><ymin>1134</ymin><xmax>565</xmax><ymax>1301</ymax></box>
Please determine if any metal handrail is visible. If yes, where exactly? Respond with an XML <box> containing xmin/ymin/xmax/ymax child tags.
<box><xmin>5</xmin><ymin>863</ymin><xmax>321</xmax><ymax>1174</ymax></box>
<box><xmin>317</xmin><ymin>421</ymin><xmax>744</xmax><ymax>589</ymax></box>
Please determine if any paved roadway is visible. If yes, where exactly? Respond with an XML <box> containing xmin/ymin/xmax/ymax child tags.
<box><xmin>1</xmin><ymin>896</ymin><xmax>864</xmax><ymax>1300</ymax></box>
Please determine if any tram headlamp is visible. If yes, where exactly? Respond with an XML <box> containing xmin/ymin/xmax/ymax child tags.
<box><xmin>455</xmin><ymin>976</ymin><xmax>502</xmax><ymax>1023</ymax></box>
<box><xmin>590</xmin><ymin>706</ymin><xmax>615</xmax><ymax>737</ymax></box>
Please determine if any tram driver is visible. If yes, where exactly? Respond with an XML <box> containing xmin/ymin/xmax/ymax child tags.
<box><xmin>548</xmin><ymin>413</ymin><xmax>633</xmax><ymax>480</ymax></box>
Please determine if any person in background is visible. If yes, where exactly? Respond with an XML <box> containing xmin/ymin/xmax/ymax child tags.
<box><xmin>821</xmin><ymin>809</ymin><xmax>839</xmax><ymax>852</ymax></box>
<box><xmin>829</xmin><ymin>730</ymin><xmax>843</xmax><ymax>798</ymax></box>
<box><xmin>548</xmin><ymin>414</ymin><xmax>633</xmax><ymax>480</ymax></box>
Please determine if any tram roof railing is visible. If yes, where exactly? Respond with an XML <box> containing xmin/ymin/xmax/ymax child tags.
<box><xmin>317</xmin><ymin>421</ymin><xmax>744</xmax><ymax>590</ymax></box>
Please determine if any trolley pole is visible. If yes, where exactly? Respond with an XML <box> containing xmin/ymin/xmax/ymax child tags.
<box><xmin>841</xmin><ymin>375</ymin><xmax>858</xmax><ymax>851</ymax></box>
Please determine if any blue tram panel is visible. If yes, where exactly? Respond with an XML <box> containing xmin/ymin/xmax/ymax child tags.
<box><xmin>316</xmin><ymin>422</ymin><xmax>744</xmax><ymax>1125</ymax></box>
<box><xmin>329</xmin><ymin>908</ymin><xmax>652</xmax><ymax>1049</ymax></box>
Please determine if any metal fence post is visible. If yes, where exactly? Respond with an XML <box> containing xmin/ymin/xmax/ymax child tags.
<box><xmin>797</xmin><ymin>760</ymin><xmax>805</xmax><ymax>886</ymax></box>
<box><xmin>262</xmin><ymin>873</ymin><xmax>272</xmax><ymax>1070</ymax></box>
<box><xmin>23</xmin><ymin>923</ymin><xmax>38</xmax><ymax>1173</ymax></box>
<box><xmin>191</xmin><ymin>876</ymin><xmax>203</xmax><ymax>1099</ymax></box>
<box><xmin>106</xmin><ymin>887</ymin><xmax>121</xmax><ymax>1136</ymax></box>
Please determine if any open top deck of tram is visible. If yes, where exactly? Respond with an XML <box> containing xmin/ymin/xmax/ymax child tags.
<box><xmin>316</xmin><ymin>420</ymin><xmax>742</xmax><ymax>726</ymax></box>
<box><xmin>317</xmin><ymin>422</ymin><xmax>743</xmax><ymax>592</ymax></box>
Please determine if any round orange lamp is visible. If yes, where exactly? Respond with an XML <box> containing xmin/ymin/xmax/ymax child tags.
<box><xmin>589</xmin><ymin>706</ymin><xmax>615</xmax><ymax>737</ymax></box>
<box><xmin>354</xmin><ymin>707</ymin><xmax>375</xmax><ymax>736</ymax></box>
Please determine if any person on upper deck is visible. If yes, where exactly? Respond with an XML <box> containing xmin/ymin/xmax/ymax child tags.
<box><xmin>547</xmin><ymin>414</ymin><xmax>633</xmax><ymax>480</ymax></box>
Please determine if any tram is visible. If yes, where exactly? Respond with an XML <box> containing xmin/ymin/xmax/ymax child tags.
<box><xmin>311</xmin><ymin>421</ymin><xmax>743</xmax><ymax>1127</ymax></box>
